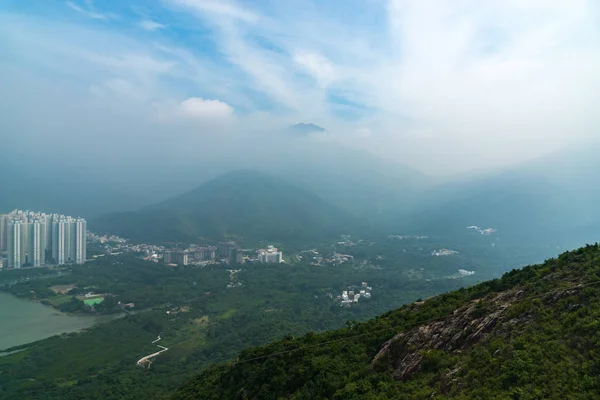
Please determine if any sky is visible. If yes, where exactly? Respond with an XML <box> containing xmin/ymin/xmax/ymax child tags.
<box><xmin>1</xmin><ymin>0</ymin><xmax>600</xmax><ymax>175</ymax></box>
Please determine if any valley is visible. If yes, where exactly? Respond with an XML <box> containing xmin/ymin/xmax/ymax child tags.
<box><xmin>2</xmin><ymin>1</ymin><xmax>599</xmax><ymax>398</ymax></box>
<box><xmin>0</xmin><ymin>226</ymin><xmax>562</xmax><ymax>399</ymax></box>
<box><xmin>1</xmin><ymin>165</ymin><xmax>594</xmax><ymax>400</ymax></box>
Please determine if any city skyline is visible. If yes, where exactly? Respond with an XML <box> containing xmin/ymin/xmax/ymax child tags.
<box><xmin>1</xmin><ymin>209</ymin><xmax>87</xmax><ymax>268</ymax></box>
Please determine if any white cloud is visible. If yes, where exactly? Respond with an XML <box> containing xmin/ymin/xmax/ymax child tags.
<box><xmin>294</xmin><ymin>52</ymin><xmax>334</xmax><ymax>88</ymax></box>
<box><xmin>180</xmin><ymin>97</ymin><xmax>234</xmax><ymax>119</ymax></box>
<box><xmin>139</xmin><ymin>19</ymin><xmax>166</xmax><ymax>31</ymax></box>
<box><xmin>66</xmin><ymin>0</ymin><xmax>113</xmax><ymax>20</ymax></box>
<box><xmin>3</xmin><ymin>0</ymin><xmax>600</xmax><ymax>174</ymax></box>
<box><xmin>367</xmin><ymin>0</ymin><xmax>600</xmax><ymax>172</ymax></box>
<box><xmin>171</xmin><ymin>0</ymin><xmax>258</xmax><ymax>22</ymax></box>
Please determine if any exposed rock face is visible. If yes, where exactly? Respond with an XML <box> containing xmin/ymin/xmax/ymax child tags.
<box><xmin>372</xmin><ymin>291</ymin><xmax>525</xmax><ymax>380</ymax></box>
<box><xmin>373</xmin><ymin>285</ymin><xmax>586</xmax><ymax>381</ymax></box>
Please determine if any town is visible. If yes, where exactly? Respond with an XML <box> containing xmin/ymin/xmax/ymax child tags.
<box><xmin>87</xmin><ymin>233</ymin><xmax>285</xmax><ymax>266</ymax></box>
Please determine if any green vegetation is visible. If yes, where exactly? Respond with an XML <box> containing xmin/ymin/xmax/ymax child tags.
<box><xmin>172</xmin><ymin>243</ymin><xmax>600</xmax><ymax>399</ymax></box>
<box><xmin>91</xmin><ymin>170</ymin><xmax>362</xmax><ymax>245</ymax></box>
<box><xmin>0</xmin><ymin>243</ymin><xmax>480</xmax><ymax>399</ymax></box>
<box><xmin>0</xmin><ymin>234</ymin><xmax>582</xmax><ymax>400</ymax></box>
<box><xmin>0</xmin><ymin>267</ymin><xmax>66</xmax><ymax>287</ymax></box>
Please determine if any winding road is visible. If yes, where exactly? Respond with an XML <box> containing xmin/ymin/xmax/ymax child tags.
<box><xmin>136</xmin><ymin>335</ymin><xmax>169</xmax><ymax>368</ymax></box>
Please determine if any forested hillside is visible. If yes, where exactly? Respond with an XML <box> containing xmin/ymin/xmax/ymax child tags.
<box><xmin>173</xmin><ymin>244</ymin><xmax>600</xmax><ymax>399</ymax></box>
<box><xmin>92</xmin><ymin>170</ymin><xmax>361</xmax><ymax>244</ymax></box>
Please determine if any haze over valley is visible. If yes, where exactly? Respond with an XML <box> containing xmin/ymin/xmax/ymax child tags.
<box><xmin>1</xmin><ymin>1</ymin><xmax>600</xmax><ymax>399</ymax></box>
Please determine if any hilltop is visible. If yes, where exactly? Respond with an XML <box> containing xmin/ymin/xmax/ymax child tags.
<box><xmin>172</xmin><ymin>243</ymin><xmax>600</xmax><ymax>399</ymax></box>
<box><xmin>91</xmin><ymin>170</ymin><xmax>361</xmax><ymax>244</ymax></box>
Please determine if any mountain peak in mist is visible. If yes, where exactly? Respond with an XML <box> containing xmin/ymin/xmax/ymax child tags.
<box><xmin>92</xmin><ymin>169</ymin><xmax>359</xmax><ymax>243</ymax></box>
<box><xmin>288</xmin><ymin>123</ymin><xmax>326</xmax><ymax>136</ymax></box>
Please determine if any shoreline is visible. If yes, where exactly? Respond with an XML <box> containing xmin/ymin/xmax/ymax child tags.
<box><xmin>0</xmin><ymin>292</ymin><xmax>128</xmax><ymax>352</ymax></box>
<box><xmin>1</xmin><ymin>289</ymin><xmax>125</xmax><ymax>317</ymax></box>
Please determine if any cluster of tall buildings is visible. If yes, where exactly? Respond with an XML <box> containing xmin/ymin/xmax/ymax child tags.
<box><xmin>0</xmin><ymin>210</ymin><xmax>87</xmax><ymax>268</ymax></box>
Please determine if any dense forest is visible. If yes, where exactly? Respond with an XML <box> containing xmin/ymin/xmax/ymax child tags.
<box><xmin>173</xmin><ymin>244</ymin><xmax>600</xmax><ymax>399</ymax></box>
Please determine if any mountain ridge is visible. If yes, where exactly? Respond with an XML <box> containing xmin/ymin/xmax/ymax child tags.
<box><xmin>91</xmin><ymin>169</ymin><xmax>362</xmax><ymax>244</ymax></box>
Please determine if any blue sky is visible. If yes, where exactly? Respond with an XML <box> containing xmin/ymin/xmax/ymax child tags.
<box><xmin>1</xmin><ymin>0</ymin><xmax>600</xmax><ymax>173</ymax></box>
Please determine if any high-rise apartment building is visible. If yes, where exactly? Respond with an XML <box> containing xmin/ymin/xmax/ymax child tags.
<box><xmin>174</xmin><ymin>252</ymin><xmax>189</xmax><ymax>266</ymax></box>
<box><xmin>193</xmin><ymin>246</ymin><xmax>216</xmax><ymax>261</ymax></box>
<box><xmin>52</xmin><ymin>217</ymin><xmax>67</xmax><ymax>265</ymax></box>
<box><xmin>257</xmin><ymin>245</ymin><xmax>283</xmax><ymax>264</ymax></box>
<box><xmin>75</xmin><ymin>218</ymin><xmax>87</xmax><ymax>265</ymax></box>
<box><xmin>0</xmin><ymin>214</ymin><xmax>8</xmax><ymax>251</ymax></box>
<box><xmin>163</xmin><ymin>250</ymin><xmax>173</xmax><ymax>264</ymax></box>
<box><xmin>7</xmin><ymin>220</ymin><xmax>24</xmax><ymax>268</ymax></box>
<box><xmin>28</xmin><ymin>220</ymin><xmax>44</xmax><ymax>267</ymax></box>
<box><xmin>1</xmin><ymin>209</ymin><xmax>86</xmax><ymax>268</ymax></box>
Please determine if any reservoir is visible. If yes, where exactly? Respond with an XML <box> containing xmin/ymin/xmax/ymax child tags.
<box><xmin>0</xmin><ymin>291</ymin><xmax>111</xmax><ymax>351</ymax></box>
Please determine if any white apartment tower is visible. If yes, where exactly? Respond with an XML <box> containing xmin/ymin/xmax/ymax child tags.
<box><xmin>2</xmin><ymin>210</ymin><xmax>86</xmax><ymax>268</ymax></box>
<box><xmin>75</xmin><ymin>218</ymin><xmax>87</xmax><ymax>264</ymax></box>
<box><xmin>7</xmin><ymin>220</ymin><xmax>24</xmax><ymax>268</ymax></box>
<box><xmin>52</xmin><ymin>218</ymin><xmax>67</xmax><ymax>265</ymax></box>
<box><xmin>28</xmin><ymin>220</ymin><xmax>44</xmax><ymax>267</ymax></box>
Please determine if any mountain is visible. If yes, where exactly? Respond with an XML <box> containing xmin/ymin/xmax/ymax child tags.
<box><xmin>271</xmin><ymin>144</ymin><xmax>432</xmax><ymax>225</ymax></box>
<box><xmin>2</xmin><ymin>136</ymin><xmax>430</xmax><ymax>226</ymax></box>
<box><xmin>288</xmin><ymin>122</ymin><xmax>326</xmax><ymax>136</ymax></box>
<box><xmin>172</xmin><ymin>243</ymin><xmax>600</xmax><ymax>399</ymax></box>
<box><xmin>91</xmin><ymin>170</ymin><xmax>362</xmax><ymax>244</ymax></box>
<box><xmin>405</xmin><ymin>145</ymin><xmax>600</xmax><ymax>246</ymax></box>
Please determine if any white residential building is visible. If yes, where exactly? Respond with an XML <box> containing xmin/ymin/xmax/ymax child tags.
<box><xmin>257</xmin><ymin>245</ymin><xmax>283</xmax><ymax>263</ymax></box>
<box><xmin>2</xmin><ymin>209</ymin><xmax>86</xmax><ymax>268</ymax></box>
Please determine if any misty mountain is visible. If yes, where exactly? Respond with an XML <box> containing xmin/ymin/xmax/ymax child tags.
<box><xmin>288</xmin><ymin>122</ymin><xmax>326</xmax><ymax>136</ymax></box>
<box><xmin>267</xmin><ymin>143</ymin><xmax>432</xmax><ymax>224</ymax></box>
<box><xmin>1</xmin><ymin>138</ymin><xmax>431</xmax><ymax>226</ymax></box>
<box><xmin>91</xmin><ymin>170</ymin><xmax>362</xmax><ymax>244</ymax></box>
<box><xmin>406</xmin><ymin>145</ymin><xmax>600</xmax><ymax>245</ymax></box>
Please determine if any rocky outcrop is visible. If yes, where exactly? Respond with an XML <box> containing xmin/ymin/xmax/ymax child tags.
<box><xmin>372</xmin><ymin>290</ymin><xmax>525</xmax><ymax>380</ymax></box>
<box><xmin>372</xmin><ymin>284</ymin><xmax>586</xmax><ymax>381</ymax></box>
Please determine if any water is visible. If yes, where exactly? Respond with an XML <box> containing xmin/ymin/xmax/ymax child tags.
<box><xmin>0</xmin><ymin>292</ymin><xmax>113</xmax><ymax>351</ymax></box>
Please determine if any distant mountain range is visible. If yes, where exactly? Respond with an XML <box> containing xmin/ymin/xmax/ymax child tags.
<box><xmin>406</xmin><ymin>145</ymin><xmax>600</xmax><ymax>246</ymax></box>
<box><xmin>91</xmin><ymin>170</ymin><xmax>362</xmax><ymax>244</ymax></box>
<box><xmin>5</xmin><ymin>142</ymin><xmax>600</xmax><ymax>248</ymax></box>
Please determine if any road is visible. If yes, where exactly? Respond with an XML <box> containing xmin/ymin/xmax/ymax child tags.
<box><xmin>136</xmin><ymin>335</ymin><xmax>169</xmax><ymax>368</ymax></box>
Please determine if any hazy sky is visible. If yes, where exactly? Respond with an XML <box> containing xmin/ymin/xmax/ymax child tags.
<box><xmin>1</xmin><ymin>0</ymin><xmax>599</xmax><ymax>175</ymax></box>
